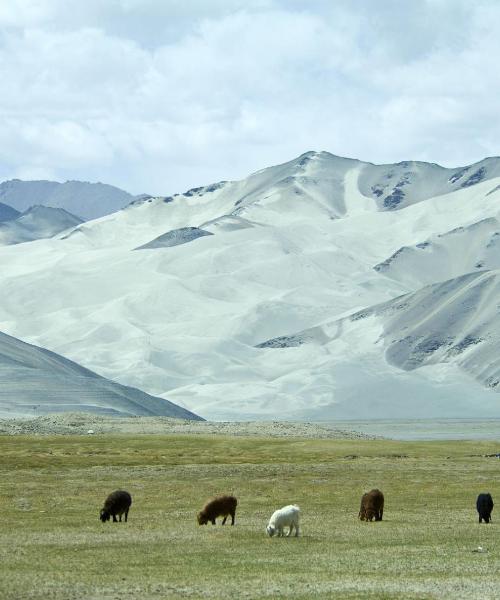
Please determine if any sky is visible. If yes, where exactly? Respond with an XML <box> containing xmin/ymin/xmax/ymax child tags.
<box><xmin>0</xmin><ymin>0</ymin><xmax>499</xmax><ymax>195</ymax></box>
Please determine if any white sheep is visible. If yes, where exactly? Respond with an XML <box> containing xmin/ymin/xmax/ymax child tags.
<box><xmin>266</xmin><ymin>504</ymin><xmax>300</xmax><ymax>537</ymax></box>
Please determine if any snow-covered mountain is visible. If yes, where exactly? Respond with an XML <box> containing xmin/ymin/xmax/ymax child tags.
<box><xmin>1</xmin><ymin>150</ymin><xmax>500</xmax><ymax>420</ymax></box>
<box><xmin>0</xmin><ymin>179</ymin><xmax>134</xmax><ymax>220</ymax></box>
<box><xmin>0</xmin><ymin>205</ymin><xmax>83</xmax><ymax>245</ymax></box>
<box><xmin>0</xmin><ymin>330</ymin><xmax>202</xmax><ymax>419</ymax></box>
<box><xmin>257</xmin><ymin>270</ymin><xmax>500</xmax><ymax>419</ymax></box>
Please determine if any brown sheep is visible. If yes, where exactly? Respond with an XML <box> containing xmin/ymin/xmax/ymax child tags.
<box><xmin>359</xmin><ymin>489</ymin><xmax>384</xmax><ymax>522</ymax></box>
<box><xmin>100</xmin><ymin>490</ymin><xmax>132</xmax><ymax>523</ymax></box>
<box><xmin>197</xmin><ymin>495</ymin><xmax>237</xmax><ymax>526</ymax></box>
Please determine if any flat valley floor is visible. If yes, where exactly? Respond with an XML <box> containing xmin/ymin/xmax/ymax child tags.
<box><xmin>1</xmin><ymin>430</ymin><xmax>499</xmax><ymax>599</ymax></box>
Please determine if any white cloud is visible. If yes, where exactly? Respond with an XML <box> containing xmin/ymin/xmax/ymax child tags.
<box><xmin>0</xmin><ymin>1</ymin><xmax>499</xmax><ymax>194</ymax></box>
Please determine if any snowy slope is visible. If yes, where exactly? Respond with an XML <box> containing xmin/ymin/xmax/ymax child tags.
<box><xmin>0</xmin><ymin>206</ymin><xmax>83</xmax><ymax>245</ymax></box>
<box><xmin>374</xmin><ymin>218</ymin><xmax>500</xmax><ymax>288</ymax></box>
<box><xmin>0</xmin><ymin>179</ymin><xmax>134</xmax><ymax>220</ymax></box>
<box><xmin>0</xmin><ymin>330</ymin><xmax>202</xmax><ymax>419</ymax></box>
<box><xmin>0</xmin><ymin>151</ymin><xmax>500</xmax><ymax>420</ymax></box>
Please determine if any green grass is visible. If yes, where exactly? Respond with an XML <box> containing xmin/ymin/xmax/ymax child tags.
<box><xmin>1</xmin><ymin>435</ymin><xmax>500</xmax><ymax>599</ymax></box>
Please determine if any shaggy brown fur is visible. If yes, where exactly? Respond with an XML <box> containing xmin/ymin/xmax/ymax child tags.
<box><xmin>359</xmin><ymin>489</ymin><xmax>384</xmax><ymax>522</ymax></box>
<box><xmin>197</xmin><ymin>495</ymin><xmax>237</xmax><ymax>525</ymax></box>
<box><xmin>100</xmin><ymin>490</ymin><xmax>132</xmax><ymax>523</ymax></box>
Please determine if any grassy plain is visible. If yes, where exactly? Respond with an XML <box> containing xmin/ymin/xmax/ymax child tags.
<box><xmin>0</xmin><ymin>434</ymin><xmax>499</xmax><ymax>599</ymax></box>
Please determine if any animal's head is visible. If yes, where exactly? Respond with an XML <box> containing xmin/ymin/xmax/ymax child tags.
<box><xmin>197</xmin><ymin>512</ymin><xmax>208</xmax><ymax>525</ymax></box>
<box><xmin>100</xmin><ymin>509</ymin><xmax>111</xmax><ymax>523</ymax></box>
<box><xmin>365</xmin><ymin>508</ymin><xmax>375</xmax><ymax>521</ymax></box>
<box><xmin>266</xmin><ymin>525</ymin><xmax>276</xmax><ymax>537</ymax></box>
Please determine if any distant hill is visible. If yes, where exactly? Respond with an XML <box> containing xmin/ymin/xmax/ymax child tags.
<box><xmin>0</xmin><ymin>330</ymin><xmax>203</xmax><ymax>420</ymax></box>
<box><xmin>0</xmin><ymin>179</ymin><xmax>135</xmax><ymax>220</ymax></box>
<box><xmin>0</xmin><ymin>202</ymin><xmax>20</xmax><ymax>222</ymax></box>
<box><xmin>0</xmin><ymin>205</ymin><xmax>83</xmax><ymax>245</ymax></box>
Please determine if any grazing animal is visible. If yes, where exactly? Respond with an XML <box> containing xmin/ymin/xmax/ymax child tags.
<box><xmin>266</xmin><ymin>504</ymin><xmax>300</xmax><ymax>537</ymax></box>
<box><xmin>359</xmin><ymin>489</ymin><xmax>384</xmax><ymax>522</ymax></box>
<box><xmin>197</xmin><ymin>495</ymin><xmax>237</xmax><ymax>525</ymax></box>
<box><xmin>100</xmin><ymin>490</ymin><xmax>132</xmax><ymax>523</ymax></box>
<box><xmin>476</xmin><ymin>493</ymin><xmax>494</xmax><ymax>523</ymax></box>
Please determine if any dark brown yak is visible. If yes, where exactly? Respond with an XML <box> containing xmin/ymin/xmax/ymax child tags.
<box><xmin>359</xmin><ymin>489</ymin><xmax>384</xmax><ymax>522</ymax></box>
<box><xmin>100</xmin><ymin>490</ymin><xmax>132</xmax><ymax>523</ymax></box>
<box><xmin>197</xmin><ymin>495</ymin><xmax>237</xmax><ymax>525</ymax></box>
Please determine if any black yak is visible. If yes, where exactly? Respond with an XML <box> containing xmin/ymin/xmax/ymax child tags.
<box><xmin>476</xmin><ymin>493</ymin><xmax>494</xmax><ymax>524</ymax></box>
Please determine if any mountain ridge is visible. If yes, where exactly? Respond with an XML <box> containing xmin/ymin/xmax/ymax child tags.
<box><xmin>0</xmin><ymin>178</ymin><xmax>135</xmax><ymax>220</ymax></box>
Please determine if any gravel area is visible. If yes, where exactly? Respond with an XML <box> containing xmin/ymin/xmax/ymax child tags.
<box><xmin>0</xmin><ymin>412</ymin><xmax>379</xmax><ymax>439</ymax></box>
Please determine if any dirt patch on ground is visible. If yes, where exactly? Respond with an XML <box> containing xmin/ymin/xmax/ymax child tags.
<box><xmin>0</xmin><ymin>412</ymin><xmax>379</xmax><ymax>439</ymax></box>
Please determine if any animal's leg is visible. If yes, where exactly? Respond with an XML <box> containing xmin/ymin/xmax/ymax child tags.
<box><xmin>286</xmin><ymin>523</ymin><xmax>293</xmax><ymax>537</ymax></box>
<box><xmin>125</xmin><ymin>509</ymin><xmax>129</xmax><ymax>523</ymax></box>
<box><xmin>112</xmin><ymin>515</ymin><xmax>118</xmax><ymax>523</ymax></box>
<box><xmin>295</xmin><ymin>522</ymin><xmax>300</xmax><ymax>537</ymax></box>
<box><xmin>378</xmin><ymin>507</ymin><xmax>383</xmax><ymax>521</ymax></box>
<box><xmin>119</xmin><ymin>514</ymin><xmax>122</xmax><ymax>522</ymax></box>
<box><xmin>222</xmin><ymin>515</ymin><xmax>227</xmax><ymax>525</ymax></box>
<box><xmin>211</xmin><ymin>519</ymin><xmax>216</xmax><ymax>525</ymax></box>
<box><xmin>231</xmin><ymin>510</ymin><xmax>235</xmax><ymax>525</ymax></box>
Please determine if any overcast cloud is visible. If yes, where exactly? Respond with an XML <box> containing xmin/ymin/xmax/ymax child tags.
<box><xmin>0</xmin><ymin>0</ymin><xmax>499</xmax><ymax>195</ymax></box>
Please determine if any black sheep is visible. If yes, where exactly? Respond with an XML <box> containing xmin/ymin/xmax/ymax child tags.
<box><xmin>476</xmin><ymin>493</ymin><xmax>494</xmax><ymax>523</ymax></box>
<box><xmin>100</xmin><ymin>490</ymin><xmax>132</xmax><ymax>523</ymax></box>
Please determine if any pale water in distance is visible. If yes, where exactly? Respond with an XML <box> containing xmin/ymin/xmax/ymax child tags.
<box><xmin>331</xmin><ymin>419</ymin><xmax>500</xmax><ymax>441</ymax></box>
